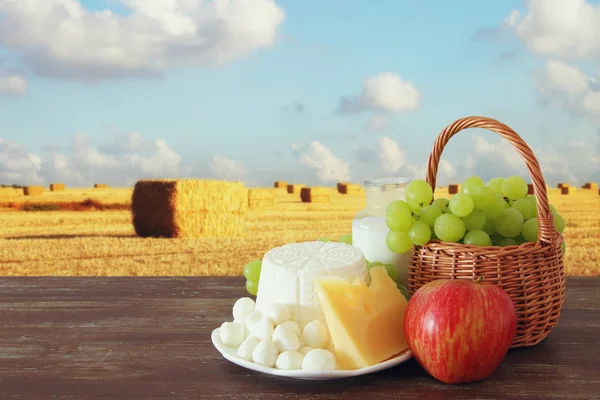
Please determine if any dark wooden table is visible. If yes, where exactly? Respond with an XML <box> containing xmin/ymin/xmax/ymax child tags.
<box><xmin>0</xmin><ymin>276</ymin><xmax>598</xmax><ymax>400</ymax></box>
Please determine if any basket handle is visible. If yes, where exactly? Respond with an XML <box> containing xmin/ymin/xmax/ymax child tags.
<box><xmin>426</xmin><ymin>116</ymin><xmax>556</xmax><ymax>246</ymax></box>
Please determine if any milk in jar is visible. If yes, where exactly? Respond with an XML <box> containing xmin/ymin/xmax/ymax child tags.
<box><xmin>351</xmin><ymin>177</ymin><xmax>411</xmax><ymax>289</ymax></box>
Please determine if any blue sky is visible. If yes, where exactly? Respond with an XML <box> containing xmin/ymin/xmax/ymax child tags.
<box><xmin>0</xmin><ymin>0</ymin><xmax>598</xmax><ymax>187</ymax></box>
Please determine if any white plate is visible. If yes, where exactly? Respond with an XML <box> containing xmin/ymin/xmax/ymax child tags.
<box><xmin>211</xmin><ymin>327</ymin><xmax>412</xmax><ymax>380</ymax></box>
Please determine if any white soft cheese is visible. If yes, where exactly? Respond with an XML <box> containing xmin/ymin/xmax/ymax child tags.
<box><xmin>301</xmin><ymin>349</ymin><xmax>336</xmax><ymax>371</ymax></box>
<box><xmin>276</xmin><ymin>351</ymin><xmax>303</xmax><ymax>370</ymax></box>
<box><xmin>255</xmin><ymin>241</ymin><xmax>367</xmax><ymax>327</ymax></box>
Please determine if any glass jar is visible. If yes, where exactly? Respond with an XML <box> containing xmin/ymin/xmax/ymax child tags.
<box><xmin>351</xmin><ymin>176</ymin><xmax>411</xmax><ymax>289</ymax></box>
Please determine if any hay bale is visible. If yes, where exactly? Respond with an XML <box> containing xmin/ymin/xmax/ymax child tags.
<box><xmin>557</xmin><ymin>183</ymin><xmax>569</xmax><ymax>189</ymax></box>
<box><xmin>338</xmin><ymin>183</ymin><xmax>363</xmax><ymax>195</ymax></box>
<box><xmin>448</xmin><ymin>184</ymin><xmax>460</xmax><ymax>194</ymax></box>
<box><xmin>527</xmin><ymin>183</ymin><xmax>534</xmax><ymax>195</ymax></box>
<box><xmin>50</xmin><ymin>183</ymin><xmax>65</xmax><ymax>192</ymax></box>
<box><xmin>582</xmin><ymin>182</ymin><xmax>598</xmax><ymax>190</ymax></box>
<box><xmin>0</xmin><ymin>187</ymin><xmax>23</xmax><ymax>197</ymax></box>
<box><xmin>300</xmin><ymin>187</ymin><xmax>331</xmax><ymax>203</ymax></box>
<box><xmin>131</xmin><ymin>179</ymin><xmax>247</xmax><ymax>238</ymax></box>
<box><xmin>336</xmin><ymin>181</ymin><xmax>351</xmax><ymax>193</ymax></box>
<box><xmin>286</xmin><ymin>184</ymin><xmax>305</xmax><ymax>194</ymax></box>
<box><xmin>94</xmin><ymin>183</ymin><xmax>109</xmax><ymax>188</ymax></box>
<box><xmin>274</xmin><ymin>181</ymin><xmax>287</xmax><ymax>189</ymax></box>
<box><xmin>248</xmin><ymin>188</ymin><xmax>275</xmax><ymax>208</ymax></box>
<box><xmin>23</xmin><ymin>186</ymin><xmax>44</xmax><ymax>196</ymax></box>
<box><xmin>560</xmin><ymin>186</ymin><xmax>574</xmax><ymax>195</ymax></box>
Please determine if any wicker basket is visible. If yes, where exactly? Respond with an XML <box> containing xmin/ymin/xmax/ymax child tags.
<box><xmin>408</xmin><ymin>116</ymin><xmax>566</xmax><ymax>349</ymax></box>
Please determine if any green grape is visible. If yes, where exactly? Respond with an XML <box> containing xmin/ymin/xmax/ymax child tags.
<box><xmin>512</xmin><ymin>199</ymin><xmax>533</xmax><ymax>220</ymax></box>
<box><xmin>484</xmin><ymin>194</ymin><xmax>506</xmax><ymax>220</ymax></box>
<box><xmin>434</xmin><ymin>214</ymin><xmax>466</xmax><ymax>242</ymax></box>
<box><xmin>432</xmin><ymin>198</ymin><xmax>449</xmax><ymax>212</ymax></box>
<box><xmin>243</xmin><ymin>260</ymin><xmax>262</xmax><ymax>282</ymax></box>
<box><xmin>470</xmin><ymin>186</ymin><xmax>495</xmax><ymax>210</ymax></box>
<box><xmin>526</xmin><ymin>195</ymin><xmax>539</xmax><ymax>217</ymax></box>
<box><xmin>396</xmin><ymin>283</ymin><xmax>409</xmax><ymax>299</ymax></box>
<box><xmin>486</xmin><ymin>177</ymin><xmax>504</xmax><ymax>195</ymax></box>
<box><xmin>554</xmin><ymin>213</ymin><xmax>566</xmax><ymax>233</ymax></box>
<box><xmin>369</xmin><ymin>261</ymin><xmax>384</xmax><ymax>269</ymax></box>
<box><xmin>405</xmin><ymin>180</ymin><xmax>433</xmax><ymax>209</ymax></box>
<box><xmin>409</xmin><ymin>221</ymin><xmax>432</xmax><ymax>246</ymax></box>
<box><xmin>387</xmin><ymin>200</ymin><xmax>413</xmax><ymax>215</ymax></box>
<box><xmin>383</xmin><ymin>264</ymin><xmax>399</xmax><ymax>282</ymax></box>
<box><xmin>561</xmin><ymin>241</ymin><xmax>566</xmax><ymax>256</ymax></box>
<box><xmin>502</xmin><ymin>176</ymin><xmax>528</xmax><ymax>200</ymax></box>
<box><xmin>462</xmin><ymin>176</ymin><xmax>485</xmax><ymax>195</ymax></box>
<box><xmin>386</xmin><ymin>231</ymin><xmax>414</xmax><ymax>253</ymax></box>
<box><xmin>462</xmin><ymin>209</ymin><xmax>487</xmax><ymax>231</ymax></box>
<box><xmin>419</xmin><ymin>205</ymin><xmax>442</xmax><ymax>227</ymax></box>
<box><xmin>515</xmin><ymin>234</ymin><xmax>526</xmax><ymax>244</ymax></box>
<box><xmin>499</xmin><ymin>238</ymin><xmax>518</xmax><ymax>247</ymax></box>
<box><xmin>412</xmin><ymin>206</ymin><xmax>422</xmax><ymax>216</ymax></box>
<box><xmin>463</xmin><ymin>229</ymin><xmax>492</xmax><ymax>246</ymax></box>
<box><xmin>338</xmin><ymin>233</ymin><xmax>353</xmax><ymax>245</ymax></box>
<box><xmin>549</xmin><ymin>204</ymin><xmax>557</xmax><ymax>215</ymax></box>
<box><xmin>245</xmin><ymin>279</ymin><xmax>259</xmax><ymax>296</ymax></box>
<box><xmin>317</xmin><ymin>237</ymin><xmax>330</xmax><ymax>242</ymax></box>
<box><xmin>448</xmin><ymin>193</ymin><xmax>475</xmax><ymax>217</ymax></box>
<box><xmin>483</xmin><ymin>219</ymin><xmax>496</xmax><ymax>235</ymax></box>
<box><xmin>522</xmin><ymin>218</ymin><xmax>538</xmax><ymax>242</ymax></box>
<box><xmin>386</xmin><ymin>200</ymin><xmax>414</xmax><ymax>232</ymax></box>
<box><xmin>386</xmin><ymin>208</ymin><xmax>413</xmax><ymax>232</ymax></box>
<box><xmin>494</xmin><ymin>208</ymin><xmax>524</xmax><ymax>238</ymax></box>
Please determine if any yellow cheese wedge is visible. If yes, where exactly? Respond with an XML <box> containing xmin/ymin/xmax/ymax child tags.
<box><xmin>314</xmin><ymin>266</ymin><xmax>409</xmax><ymax>370</ymax></box>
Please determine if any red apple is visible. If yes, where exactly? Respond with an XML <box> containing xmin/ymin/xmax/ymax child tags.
<box><xmin>404</xmin><ymin>277</ymin><xmax>517</xmax><ymax>384</ymax></box>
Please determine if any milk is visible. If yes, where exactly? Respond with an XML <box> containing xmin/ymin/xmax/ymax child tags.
<box><xmin>352</xmin><ymin>215</ymin><xmax>410</xmax><ymax>289</ymax></box>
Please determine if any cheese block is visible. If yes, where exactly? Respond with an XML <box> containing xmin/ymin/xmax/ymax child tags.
<box><xmin>255</xmin><ymin>241</ymin><xmax>367</xmax><ymax>328</ymax></box>
<box><xmin>314</xmin><ymin>266</ymin><xmax>409</xmax><ymax>370</ymax></box>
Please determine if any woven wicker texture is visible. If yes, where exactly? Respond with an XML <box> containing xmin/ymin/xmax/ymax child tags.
<box><xmin>408</xmin><ymin>116</ymin><xmax>566</xmax><ymax>349</ymax></box>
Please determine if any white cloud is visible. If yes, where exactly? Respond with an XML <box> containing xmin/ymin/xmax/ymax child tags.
<box><xmin>462</xmin><ymin>134</ymin><xmax>600</xmax><ymax>187</ymax></box>
<box><xmin>376</xmin><ymin>137</ymin><xmax>405</xmax><ymax>174</ymax></box>
<box><xmin>507</xmin><ymin>0</ymin><xmax>600</xmax><ymax>60</ymax></box>
<box><xmin>0</xmin><ymin>74</ymin><xmax>27</xmax><ymax>96</ymax></box>
<box><xmin>0</xmin><ymin>139</ymin><xmax>44</xmax><ymax>185</ymax></box>
<box><xmin>0</xmin><ymin>0</ymin><xmax>285</xmax><ymax>80</ymax></box>
<box><xmin>537</xmin><ymin>59</ymin><xmax>600</xmax><ymax>117</ymax></box>
<box><xmin>208</xmin><ymin>156</ymin><xmax>246</xmax><ymax>180</ymax></box>
<box><xmin>337</xmin><ymin>72</ymin><xmax>420</xmax><ymax>114</ymax></box>
<box><xmin>353</xmin><ymin>136</ymin><xmax>456</xmax><ymax>186</ymax></box>
<box><xmin>292</xmin><ymin>141</ymin><xmax>350</xmax><ymax>183</ymax></box>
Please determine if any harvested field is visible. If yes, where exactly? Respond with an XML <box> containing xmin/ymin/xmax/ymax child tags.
<box><xmin>0</xmin><ymin>187</ymin><xmax>597</xmax><ymax>277</ymax></box>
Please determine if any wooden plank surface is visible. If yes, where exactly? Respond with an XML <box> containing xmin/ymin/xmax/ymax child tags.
<box><xmin>0</xmin><ymin>276</ymin><xmax>598</xmax><ymax>400</ymax></box>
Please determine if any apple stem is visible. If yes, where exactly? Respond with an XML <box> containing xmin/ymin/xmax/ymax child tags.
<box><xmin>474</xmin><ymin>276</ymin><xmax>484</xmax><ymax>284</ymax></box>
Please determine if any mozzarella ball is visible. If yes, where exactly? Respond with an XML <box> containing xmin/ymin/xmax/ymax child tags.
<box><xmin>275</xmin><ymin>351</ymin><xmax>303</xmax><ymax>370</ymax></box>
<box><xmin>262</xmin><ymin>303</ymin><xmax>291</xmax><ymax>326</ymax></box>
<box><xmin>237</xmin><ymin>336</ymin><xmax>260</xmax><ymax>361</ymax></box>
<box><xmin>252</xmin><ymin>339</ymin><xmax>278</xmax><ymax>368</ymax></box>
<box><xmin>299</xmin><ymin>346</ymin><xmax>314</xmax><ymax>357</ymax></box>
<box><xmin>233</xmin><ymin>297</ymin><xmax>255</xmax><ymax>323</ymax></box>
<box><xmin>272</xmin><ymin>324</ymin><xmax>301</xmax><ymax>352</ymax></box>
<box><xmin>219</xmin><ymin>321</ymin><xmax>246</xmax><ymax>347</ymax></box>
<box><xmin>251</xmin><ymin>316</ymin><xmax>274</xmax><ymax>341</ymax></box>
<box><xmin>302</xmin><ymin>349</ymin><xmax>336</xmax><ymax>371</ymax></box>
<box><xmin>277</xmin><ymin>321</ymin><xmax>301</xmax><ymax>337</ymax></box>
<box><xmin>244</xmin><ymin>310</ymin><xmax>262</xmax><ymax>332</ymax></box>
<box><xmin>301</xmin><ymin>320</ymin><xmax>330</xmax><ymax>349</ymax></box>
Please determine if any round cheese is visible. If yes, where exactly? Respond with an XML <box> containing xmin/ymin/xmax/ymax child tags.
<box><xmin>255</xmin><ymin>241</ymin><xmax>367</xmax><ymax>328</ymax></box>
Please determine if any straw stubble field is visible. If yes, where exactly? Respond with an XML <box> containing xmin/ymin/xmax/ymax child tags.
<box><xmin>0</xmin><ymin>186</ymin><xmax>598</xmax><ymax>276</ymax></box>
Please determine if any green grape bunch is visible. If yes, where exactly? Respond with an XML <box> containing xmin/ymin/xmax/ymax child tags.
<box><xmin>383</xmin><ymin>176</ymin><xmax>567</xmax><ymax>256</ymax></box>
